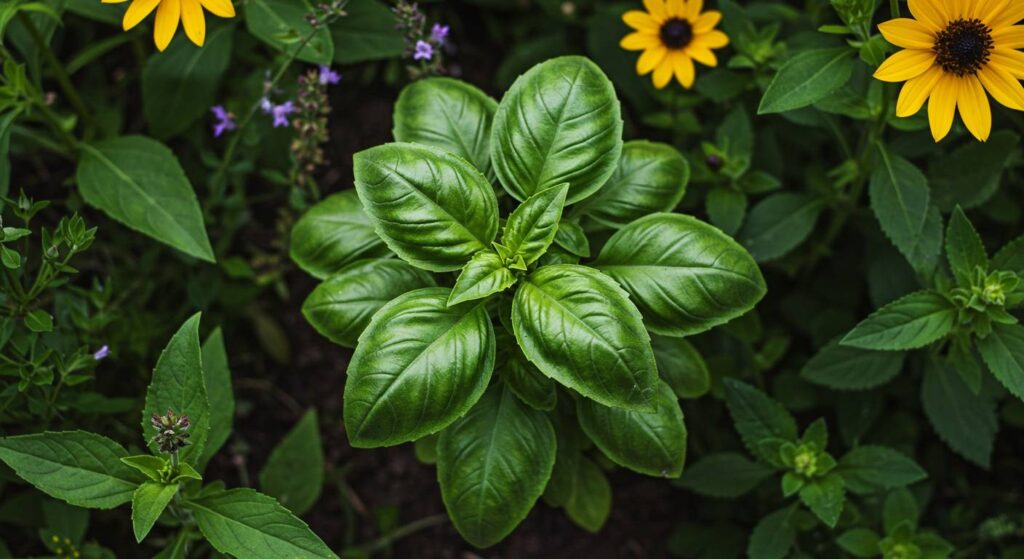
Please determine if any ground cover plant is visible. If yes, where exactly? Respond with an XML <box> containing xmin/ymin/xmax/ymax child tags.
<box><xmin>1</xmin><ymin>0</ymin><xmax>1023</xmax><ymax>557</ymax></box>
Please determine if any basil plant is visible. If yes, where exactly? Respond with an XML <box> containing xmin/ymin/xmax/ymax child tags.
<box><xmin>291</xmin><ymin>56</ymin><xmax>766</xmax><ymax>547</ymax></box>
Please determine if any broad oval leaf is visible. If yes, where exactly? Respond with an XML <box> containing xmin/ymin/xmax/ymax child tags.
<box><xmin>393</xmin><ymin>77</ymin><xmax>498</xmax><ymax>177</ymax></box>
<box><xmin>651</xmin><ymin>335</ymin><xmax>711</xmax><ymax>399</ymax></box>
<box><xmin>576</xmin><ymin>381</ymin><xmax>687</xmax><ymax>478</ymax></box>
<box><xmin>758</xmin><ymin>47</ymin><xmax>855</xmax><ymax>114</ymax></box>
<box><xmin>77</xmin><ymin>136</ymin><xmax>215</xmax><ymax>262</ymax></box>
<box><xmin>512</xmin><ymin>264</ymin><xmax>658</xmax><ymax>411</ymax></box>
<box><xmin>739</xmin><ymin>192</ymin><xmax>824</xmax><ymax>262</ymax></box>
<box><xmin>289</xmin><ymin>191</ymin><xmax>391</xmax><ymax>280</ymax></box>
<box><xmin>437</xmin><ymin>386</ymin><xmax>556</xmax><ymax>548</ymax></box>
<box><xmin>501</xmin><ymin>183</ymin><xmax>569</xmax><ymax>265</ymax></box>
<box><xmin>354</xmin><ymin>143</ymin><xmax>500</xmax><ymax>272</ymax></box>
<box><xmin>245</xmin><ymin>0</ymin><xmax>333</xmax><ymax>64</ymax></box>
<box><xmin>344</xmin><ymin>288</ymin><xmax>495</xmax><ymax>447</ymax></box>
<box><xmin>502</xmin><ymin>347</ymin><xmax>557</xmax><ymax>411</ymax></box>
<box><xmin>448</xmin><ymin>252</ymin><xmax>516</xmax><ymax>306</ymax></box>
<box><xmin>302</xmin><ymin>259</ymin><xmax>436</xmax><ymax>347</ymax></box>
<box><xmin>840</xmin><ymin>291</ymin><xmax>956</xmax><ymax>350</ymax></box>
<box><xmin>490</xmin><ymin>56</ymin><xmax>623</xmax><ymax>204</ymax></box>
<box><xmin>593</xmin><ymin>213</ymin><xmax>766</xmax><ymax>337</ymax></box>
<box><xmin>836</xmin><ymin>446</ymin><xmax>927</xmax><ymax>494</ymax></box>
<box><xmin>580</xmin><ymin>140</ymin><xmax>689</xmax><ymax>228</ymax></box>
<box><xmin>329</xmin><ymin>0</ymin><xmax>404</xmax><ymax>64</ymax></box>
<box><xmin>553</xmin><ymin>220</ymin><xmax>590</xmax><ymax>257</ymax></box>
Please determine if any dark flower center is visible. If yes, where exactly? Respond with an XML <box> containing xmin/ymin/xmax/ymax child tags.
<box><xmin>934</xmin><ymin>18</ymin><xmax>993</xmax><ymax>76</ymax></box>
<box><xmin>660</xmin><ymin>18</ymin><xmax>694</xmax><ymax>49</ymax></box>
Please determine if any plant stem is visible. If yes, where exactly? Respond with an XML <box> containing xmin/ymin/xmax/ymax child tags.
<box><xmin>346</xmin><ymin>514</ymin><xmax>449</xmax><ymax>555</ymax></box>
<box><xmin>889</xmin><ymin>0</ymin><xmax>901</xmax><ymax>18</ymax></box>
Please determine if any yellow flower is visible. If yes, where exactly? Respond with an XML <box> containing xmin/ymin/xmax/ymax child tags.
<box><xmin>102</xmin><ymin>0</ymin><xmax>236</xmax><ymax>51</ymax></box>
<box><xmin>874</xmin><ymin>0</ymin><xmax>1024</xmax><ymax>142</ymax></box>
<box><xmin>620</xmin><ymin>0</ymin><xmax>730</xmax><ymax>89</ymax></box>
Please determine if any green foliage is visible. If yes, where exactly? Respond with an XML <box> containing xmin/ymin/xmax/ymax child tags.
<box><xmin>259</xmin><ymin>409</ymin><xmax>324</xmax><ymax>516</ymax></box>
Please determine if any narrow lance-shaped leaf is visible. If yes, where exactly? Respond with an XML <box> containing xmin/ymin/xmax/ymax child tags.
<box><xmin>945</xmin><ymin>206</ymin><xmax>988</xmax><ymax>286</ymax></box>
<box><xmin>870</xmin><ymin>148</ymin><xmax>941</xmax><ymax>272</ymax></box>
<box><xmin>921</xmin><ymin>357</ymin><xmax>998</xmax><ymax>468</ymax></box>
<box><xmin>758</xmin><ymin>48</ymin><xmax>856</xmax><ymax>114</ymax></box>
<box><xmin>841</xmin><ymin>291</ymin><xmax>956</xmax><ymax>351</ymax></box>
<box><xmin>448</xmin><ymin>251</ymin><xmax>517</xmax><ymax>306</ymax></box>
<box><xmin>723</xmin><ymin>379</ymin><xmax>798</xmax><ymax>462</ymax></box>
<box><xmin>976</xmin><ymin>322</ymin><xmax>1024</xmax><ymax>401</ymax></box>
<box><xmin>199</xmin><ymin>328</ymin><xmax>233</xmax><ymax>469</ymax></box>
<box><xmin>801</xmin><ymin>338</ymin><xmax>906</xmax><ymax>391</ymax></box>
<box><xmin>259</xmin><ymin>409</ymin><xmax>324</xmax><ymax>516</ymax></box>
<box><xmin>501</xmin><ymin>183</ymin><xmax>569</xmax><ymax>265</ymax></box>
<box><xmin>132</xmin><ymin>481</ymin><xmax>179</xmax><ymax>542</ymax></box>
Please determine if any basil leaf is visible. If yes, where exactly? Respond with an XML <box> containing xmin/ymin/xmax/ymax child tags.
<box><xmin>577</xmin><ymin>381</ymin><xmax>687</xmax><ymax>478</ymax></box>
<box><xmin>651</xmin><ymin>335</ymin><xmax>711</xmax><ymax>399</ymax></box>
<box><xmin>438</xmin><ymin>385</ymin><xmax>555</xmax><ymax>548</ymax></box>
<box><xmin>593</xmin><ymin>213</ymin><xmax>766</xmax><ymax>337</ymax></box>
<box><xmin>448</xmin><ymin>251</ymin><xmax>517</xmax><ymax>306</ymax></box>
<box><xmin>289</xmin><ymin>191</ymin><xmax>390</xmax><ymax>280</ymax></box>
<box><xmin>302</xmin><ymin>259</ymin><xmax>436</xmax><ymax>347</ymax></box>
<box><xmin>580</xmin><ymin>140</ymin><xmax>689</xmax><ymax>228</ymax></box>
<box><xmin>354</xmin><ymin>143</ymin><xmax>500</xmax><ymax>272</ymax></box>
<box><xmin>841</xmin><ymin>291</ymin><xmax>956</xmax><ymax>350</ymax></box>
<box><xmin>502</xmin><ymin>348</ymin><xmax>557</xmax><ymax>411</ymax></box>
<box><xmin>393</xmin><ymin>77</ymin><xmax>498</xmax><ymax>178</ymax></box>
<box><xmin>553</xmin><ymin>220</ymin><xmax>590</xmax><ymax>258</ymax></box>
<box><xmin>344</xmin><ymin>288</ymin><xmax>495</xmax><ymax>447</ymax></box>
<box><xmin>512</xmin><ymin>264</ymin><xmax>658</xmax><ymax>411</ymax></box>
<box><xmin>565</xmin><ymin>456</ymin><xmax>611</xmax><ymax>533</ymax></box>
<box><xmin>501</xmin><ymin>183</ymin><xmax>569</xmax><ymax>265</ymax></box>
<box><xmin>490</xmin><ymin>56</ymin><xmax>623</xmax><ymax>204</ymax></box>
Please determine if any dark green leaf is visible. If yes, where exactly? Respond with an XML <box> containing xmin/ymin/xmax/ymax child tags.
<box><xmin>841</xmin><ymin>291</ymin><xmax>956</xmax><ymax>350</ymax></box>
<box><xmin>977</xmin><ymin>322</ymin><xmax>1024</xmax><ymax>401</ymax></box>
<box><xmin>739</xmin><ymin>192</ymin><xmax>824</xmax><ymax>262</ymax></box>
<box><xmin>837</xmin><ymin>528</ymin><xmax>881</xmax><ymax>558</ymax></box>
<box><xmin>565</xmin><ymin>456</ymin><xmax>611</xmax><ymax>533</ymax></box>
<box><xmin>330</xmin><ymin>0</ymin><xmax>403</xmax><ymax>64</ymax></box>
<box><xmin>259</xmin><ymin>410</ymin><xmax>323</xmax><ymax>516</ymax></box>
<box><xmin>799</xmin><ymin>473</ymin><xmax>845</xmax><ymax>527</ymax></box>
<box><xmin>651</xmin><ymin>335</ymin><xmax>711</xmax><ymax>399</ymax></box>
<box><xmin>132</xmin><ymin>481</ymin><xmax>178</xmax><ymax>542</ymax></box>
<box><xmin>922</xmin><ymin>358</ymin><xmax>998</xmax><ymax>468</ymax></box>
<box><xmin>676</xmin><ymin>452</ymin><xmax>774</xmax><ymax>498</ymax></box>
<box><xmin>502</xmin><ymin>183</ymin><xmax>570</xmax><ymax>266</ymax></box>
<box><xmin>758</xmin><ymin>48</ymin><xmax>855</xmax><ymax>114</ymax></box>
<box><xmin>289</xmin><ymin>191</ymin><xmax>391</xmax><ymax>280</ymax></box>
<box><xmin>199</xmin><ymin>329</ymin><xmax>233</xmax><ymax>468</ymax></box>
<box><xmin>836</xmin><ymin>446</ymin><xmax>927</xmax><ymax>494</ymax></box>
<box><xmin>945</xmin><ymin>206</ymin><xmax>988</xmax><ymax>286</ymax></box>
<box><xmin>245</xmin><ymin>0</ymin><xmax>333</xmax><ymax>64</ymax></box>
<box><xmin>870</xmin><ymin>149</ymin><xmax>940</xmax><ymax>272</ymax></box>
<box><xmin>723</xmin><ymin>379</ymin><xmax>798</xmax><ymax>461</ymax></box>
<box><xmin>930</xmin><ymin>131</ymin><xmax>1019</xmax><ymax>210</ymax></box>
<box><xmin>801</xmin><ymin>338</ymin><xmax>906</xmax><ymax>390</ymax></box>
<box><xmin>502</xmin><ymin>349</ymin><xmax>557</xmax><ymax>411</ymax></box>
<box><xmin>748</xmin><ymin>506</ymin><xmax>796</xmax><ymax>559</ymax></box>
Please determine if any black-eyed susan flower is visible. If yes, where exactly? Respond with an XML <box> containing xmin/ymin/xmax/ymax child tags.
<box><xmin>101</xmin><ymin>0</ymin><xmax>236</xmax><ymax>51</ymax></box>
<box><xmin>620</xmin><ymin>0</ymin><xmax>730</xmax><ymax>89</ymax></box>
<box><xmin>874</xmin><ymin>0</ymin><xmax>1024</xmax><ymax>142</ymax></box>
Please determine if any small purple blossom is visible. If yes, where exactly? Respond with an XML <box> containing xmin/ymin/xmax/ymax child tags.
<box><xmin>413</xmin><ymin>40</ymin><xmax>433</xmax><ymax>61</ymax></box>
<box><xmin>318</xmin><ymin>65</ymin><xmax>341</xmax><ymax>85</ymax></box>
<box><xmin>210</xmin><ymin>106</ymin><xmax>236</xmax><ymax>138</ymax></box>
<box><xmin>272</xmin><ymin>101</ymin><xmax>295</xmax><ymax>128</ymax></box>
<box><xmin>93</xmin><ymin>345</ymin><xmax>110</xmax><ymax>361</ymax></box>
<box><xmin>260</xmin><ymin>97</ymin><xmax>274</xmax><ymax>113</ymax></box>
<box><xmin>430</xmin><ymin>23</ymin><xmax>449</xmax><ymax>45</ymax></box>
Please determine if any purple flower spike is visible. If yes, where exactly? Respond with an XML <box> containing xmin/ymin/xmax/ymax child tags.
<box><xmin>93</xmin><ymin>345</ymin><xmax>110</xmax><ymax>361</ymax></box>
<box><xmin>259</xmin><ymin>97</ymin><xmax>274</xmax><ymax>113</ymax></box>
<box><xmin>318</xmin><ymin>65</ymin><xmax>342</xmax><ymax>85</ymax></box>
<box><xmin>413</xmin><ymin>40</ymin><xmax>433</xmax><ymax>61</ymax></box>
<box><xmin>272</xmin><ymin>101</ymin><xmax>295</xmax><ymax>128</ymax></box>
<box><xmin>211</xmin><ymin>105</ymin><xmax>237</xmax><ymax>138</ymax></box>
<box><xmin>431</xmin><ymin>23</ymin><xmax>449</xmax><ymax>45</ymax></box>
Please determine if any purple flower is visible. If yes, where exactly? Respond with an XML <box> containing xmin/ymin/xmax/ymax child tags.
<box><xmin>259</xmin><ymin>97</ymin><xmax>274</xmax><ymax>113</ymax></box>
<box><xmin>210</xmin><ymin>106</ymin><xmax>236</xmax><ymax>138</ymax></box>
<box><xmin>272</xmin><ymin>101</ymin><xmax>295</xmax><ymax>128</ymax></box>
<box><xmin>413</xmin><ymin>40</ymin><xmax>433</xmax><ymax>61</ymax></box>
<box><xmin>318</xmin><ymin>65</ymin><xmax>341</xmax><ymax>85</ymax></box>
<box><xmin>430</xmin><ymin>23</ymin><xmax>449</xmax><ymax>45</ymax></box>
<box><xmin>93</xmin><ymin>345</ymin><xmax>110</xmax><ymax>361</ymax></box>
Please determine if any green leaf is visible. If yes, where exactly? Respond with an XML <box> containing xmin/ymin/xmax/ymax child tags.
<box><xmin>553</xmin><ymin>220</ymin><xmax>590</xmax><ymax>257</ymax></box>
<box><xmin>501</xmin><ymin>183</ymin><xmax>569</xmax><ymax>265</ymax></box>
<box><xmin>24</xmin><ymin>309</ymin><xmax>53</xmax><ymax>333</ymax></box>
<box><xmin>748</xmin><ymin>506</ymin><xmax>796</xmax><ymax>559</ymax></box>
<box><xmin>132</xmin><ymin>481</ymin><xmax>178</xmax><ymax>542</ymax></box>
<box><xmin>121</xmin><ymin>455</ymin><xmax>167</xmax><ymax>482</ymax></box>
<box><xmin>344</xmin><ymin>288</ymin><xmax>495</xmax><ymax>447</ymax></box>
<box><xmin>329</xmin><ymin>0</ymin><xmax>404</xmax><ymax>64</ymax></box>
<box><xmin>883</xmin><ymin>488</ymin><xmax>919</xmax><ymax>533</ymax></box>
<box><xmin>142</xmin><ymin>24</ymin><xmax>234</xmax><ymax>139</ymax></box>
<box><xmin>837</xmin><ymin>528</ymin><xmax>881</xmax><ymax>558</ymax></box>
<box><xmin>76</xmin><ymin>136</ymin><xmax>215</xmax><ymax>262</ymax></box>
<box><xmin>565</xmin><ymin>456</ymin><xmax>611</xmax><ymax>533</ymax></box>
<box><xmin>799</xmin><ymin>473</ymin><xmax>845</xmax><ymax>527</ymax></box>
<box><xmin>930</xmin><ymin>130</ymin><xmax>1019</xmax><ymax>210</ymax></box>
<box><xmin>836</xmin><ymin>445</ymin><xmax>927</xmax><ymax>494</ymax></box>
<box><xmin>992</xmin><ymin>235</ymin><xmax>1024</xmax><ymax>275</ymax></box>
<box><xmin>593</xmin><ymin>213</ymin><xmax>766</xmax><ymax>337</ymax></box>
<box><xmin>757</xmin><ymin>48</ymin><xmax>856</xmax><ymax>114</ymax></box>
<box><xmin>921</xmin><ymin>358</ymin><xmax>998</xmax><ymax>468</ymax></box>
<box><xmin>259</xmin><ymin>410</ymin><xmax>323</xmax><ymax>516</ymax></box>
<box><xmin>723</xmin><ymin>379</ymin><xmax>798</xmax><ymax>462</ymax></box>
<box><xmin>353</xmin><ymin>143</ymin><xmax>500</xmax><ymax>272</ymax></box>
<box><xmin>512</xmin><ymin>264</ymin><xmax>658</xmax><ymax>411</ymax></box>
<box><xmin>945</xmin><ymin>206</ymin><xmax>988</xmax><ymax>286</ymax></box>
<box><xmin>706</xmin><ymin>187</ymin><xmax>748</xmax><ymax>236</ymax></box>
<box><xmin>801</xmin><ymin>338</ymin><xmax>906</xmax><ymax>390</ymax></box>
<box><xmin>841</xmin><ymin>291</ymin><xmax>956</xmax><ymax>350</ymax></box>
<box><xmin>142</xmin><ymin>314</ymin><xmax>209</xmax><ymax>465</ymax></box>
<box><xmin>502</xmin><ymin>348</ymin><xmax>557</xmax><ymax>411</ymax></box>
<box><xmin>302</xmin><ymin>259</ymin><xmax>435</xmax><ymax>347</ymax></box>
<box><xmin>977</xmin><ymin>322</ymin><xmax>1024</xmax><ymax>401</ymax></box>
<box><xmin>199</xmin><ymin>329</ymin><xmax>233</xmax><ymax>469</ymax></box>
<box><xmin>245</xmin><ymin>0</ymin><xmax>333</xmax><ymax>64</ymax></box>
<box><xmin>437</xmin><ymin>385</ymin><xmax>556</xmax><ymax>548</ymax></box>
<box><xmin>870</xmin><ymin>149</ymin><xmax>941</xmax><ymax>272</ymax></box>
<box><xmin>490</xmin><ymin>56</ymin><xmax>623</xmax><ymax>204</ymax></box>
<box><xmin>289</xmin><ymin>191</ymin><xmax>391</xmax><ymax>280</ymax></box>
<box><xmin>577</xmin><ymin>381</ymin><xmax>687</xmax><ymax>478</ymax></box>
<box><xmin>0</xmin><ymin>431</ymin><xmax>143</xmax><ymax>509</ymax></box>
<box><xmin>393</xmin><ymin>77</ymin><xmax>498</xmax><ymax>178</ymax></box>
<box><xmin>578</xmin><ymin>140</ymin><xmax>689</xmax><ymax>228</ymax></box>
<box><xmin>651</xmin><ymin>335</ymin><xmax>711</xmax><ymax>399</ymax></box>
<box><xmin>186</xmin><ymin>488</ymin><xmax>337</xmax><ymax>559</ymax></box>
<box><xmin>676</xmin><ymin>452</ymin><xmax>774</xmax><ymax>498</ymax></box>
<box><xmin>738</xmin><ymin>192</ymin><xmax>824</xmax><ymax>262</ymax></box>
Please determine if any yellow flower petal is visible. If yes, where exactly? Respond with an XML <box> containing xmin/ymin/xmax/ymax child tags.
<box><xmin>643</xmin><ymin>0</ymin><xmax>668</xmax><ymax>22</ymax></box>
<box><xmin>957</xmin><ymin>75</ymin><xmax>992</xmax><ymax>141</ymax></box>
<box><xmin>623</xmin><ymin>10</ymin><xmax>660</xmax><ymax>32</ymax></box>
<box><xmin>991</xmin><ymin>25</ymin><xmax>1024</xmax><ymax>48</ymax></box>
<box><xmin>873</xmin><ymin>49</ymin><xmax>936</xmax><ymax>82</ymax></box>
<box><xmin>974</xmin><ymin>0</ymin><xmax>1009</xmax><ymax>23</ymax></box>
<box><xmin>180</xmin><ymin>0</ymin><xmax>205</xmax><ymax>46</ymax></box>
<box><xmin>199</xmin><ymin>0</ymin><xmax>235</xmax><ymax>17</ymax></box>
<box><xmin>653</xmin><ymin>58</ymin><xmax>674</xmax><ymax>88</ymax></box>
<box><xmin>693</xmin><ymin>10</ymin><xmax>721</xmax><ymax>33</ymax></box>
<box><xmin>685</xmin><ymin>0</ymin><xmax>704</xmax><ymax>22</ymax></box>
<box><xmin>673</xmin><ymin>52</ymin><xmax>696</xmax><ymax>88</ymax></box>
<box><xmin>621</xmin><ymin>31</ymin><xmax>660</xmax><ymax>50</ymax></box>
<box><xmin>896</xmin><ymin>65</ymin><xmax>944</xmax><ymax>116</ymax></box>
<box><xmin>928</xmin><ymin>75</ymin><xmax>958</xmax><ymax>141</ymax></box>
<box><xmin>878</xmin><ymin>19</ymin><xmax>935</xmax><ymax>50</ymax></box>
<box><xmin>666</xmin><ymin>0</ymin><xmax>686</xmax><ymax>18</ymax></box>
<box><xmin>987</xmin><ymin>0</ymin><xmax>1024</xmax><ymax>29</ymax></box>
<box><xmin>123</xmin><ymin>0</ymin><xmax>161</xmax><ymax>31</ymax></box>
<box><xmin>977</xmin><ymin>64</ymin><xmax>1024</xmax><ymax>109</ymax></box>
<box><xmin>693</xmin><ymin>29</ymin><xmax>729</xmax><ymax>48</ymax></box>
<box><xmin>990</xmin><ymin>49</ymin><xmax>1024</xmax><ymax>78</ymax></box>
<box><xmin>153</xmin><ymin>0</ymin><xmax>180</xmax><ymax>51</ymax></box>
<box><xmin>637</xmin><ymin>45</ymin><xmax>668</xmax><ymax>75</ymax></box>
<box><xmin>686</xmin><ymin>44</ymin><xmax>717</xmax><ymax>66</ymax></box>
<box><xmin>907</xmin><ymin>0</ymin><xmax>947</xmax><ymax>31</ymax></box>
